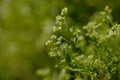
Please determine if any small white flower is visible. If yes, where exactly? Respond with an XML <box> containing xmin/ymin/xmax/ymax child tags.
<box><xmin>56</xmin><ymin>41</ymin><xmax>61</xmax><ymax>45</ymax></box>
<box><xmin>57</xmin><ymin>26</ymin><xmax>62</xmax><ymax>31</ymax></box>
<box><xmin>51</xmin><ymin>35</ymin><xmax>57</xmax><ymax>39</ymax></box>
<box><xmin>45</xmin><ymin>40</ymin><xmax>53</xmax><ymax>45</ymax></box>
<box><xmin>49</xmin><ymin>52</ymin><xmax>56</xmax><ymax>57</ymax></box>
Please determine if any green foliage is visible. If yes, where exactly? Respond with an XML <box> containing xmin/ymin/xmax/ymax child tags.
<box><xmin>45</xmin><ymin>6</ymin><xmax>120</xmax><ymax>80</ymax></box>
<box><xmin>1</xmin><ymin>0</ymin><xmax>120</xmax><ymax>80</ymax></box>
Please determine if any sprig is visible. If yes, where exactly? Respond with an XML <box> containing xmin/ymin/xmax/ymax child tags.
<box><xmin>45</xmin><ymin>6</ymin><xmax>120</xmax><ymax>80</ymax></box>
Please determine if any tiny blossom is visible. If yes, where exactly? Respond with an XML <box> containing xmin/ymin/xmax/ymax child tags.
<box><xmin>45</xmin><ymin>40</ymin><xmax>53</xmax><ymax>45</ymax></box>
<box><xmin>57</xmin><ymin>36</ymin><xmax>63</xmax><ymax>41</ymax></box>
<box><xmin>55</xmin><ymin>21</ymin><xmax>62</xmax><ymax>26</ymax></box>
<box><xmin>106</xmin><ymin>32</ymin><xmax>115</xmax><ymax>38</ymax></box>
<box><xmin>88</xmin><ymin>55</ymin><xmax>93</xmax><ymax>59</ymax></box>
<box><xmin>57</xmin><ymin>50</ymin><xmax>62</xmax><ymax>56</ymax></box>
<box><xmin>104</xmin><ymin>6</ymin><xmax>112</xmax><ymax>14</ymax></box>
<box><xmin>56</xmin><ymin>41</ymin><xmax>61</xmax><ymax>45</ymax></box>
<box><xmin>57</xmin><ymin>26</ymin><xmax>62</xmax><ymax>31</ymax></box>
<box><xmin>105</xmin><ymin>6</ymin><xmax>109</xmax><ymax>11</ymax></box>
<box><xmin>75</xmin><ymin>55</ymin><xmax>84</xmax><ymax>60</ymax></box>
<box><xmin>78</xmin><ymin>36</ymin><xmax>84</xmax><ymax>41</ymax></box>
<box><xmin>111</xmin><ymin>24</ymin><xmax>117</xmax><ymax>30</ymax></box>
<box><xmin>106</xmin><ymin>15</ymin><xmax>111</xmax><ymax>20</ymax></box>
<box><xmin>73</xmin><ymin>29</ymin><xmax>81</xmax><ymax>36</ymax></box>
<box><xmin>62</xmin><ymin>43</ymin><xmax>68</xmax><ymax>48</ymax></box>
<box><xmin>52</xmin><ymin>26</ymin><xmax>57</xmax><ymax>32</ymax></box>
<box><xmin>49</xmin><ymin>52</ymin><xmax>56</xmax><ymax>57</ymax></box>
<box><xmin>100</xmin><ymin>11</ymin><xmax>106</xmax><ymax>15</ymax></box>
<box><xmin>83</xmin><ymin>21</ymin><xmax>96</xmax><ymax>30</ymax></box>
<box><xmin>60</xmin><ymin>43</ymin><xmax>68</xmax><ymax>51</ymax></box>
<box><xmin>56</xmin><ymin>15</ymin><xmax>64</xmax><ymax>21</ymax></box>
<box><xmin>51</xmin><ymin>35</ymin><xmax>57</xmax><ymax>39</ymax></box>
<box><xmin>61</xmin><ymin>7</ymin><xmax>68</xmax><ymax>15</ymax></box>
<box><xmin>91</xmin><ymin>31</ymin><xmax>98</xmax><ymax>38</ymax></box>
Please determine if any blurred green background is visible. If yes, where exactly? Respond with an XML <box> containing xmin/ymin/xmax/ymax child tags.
<box><xmin>0</xmin><ymin>0</ymin><xmax>120</xmax><ymax>80</ymax></box>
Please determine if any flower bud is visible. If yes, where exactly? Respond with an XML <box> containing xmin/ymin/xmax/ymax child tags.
<box><xmin>61</xmin><ymin>7</ymin><xmax>68</xmax><ymax>16</ymax></box>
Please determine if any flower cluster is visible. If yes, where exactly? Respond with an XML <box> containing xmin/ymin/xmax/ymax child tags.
<box><xmin>45</xmin><ymin>6</ymin><xmax>120</xmax><ymax>80</ymax></box>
